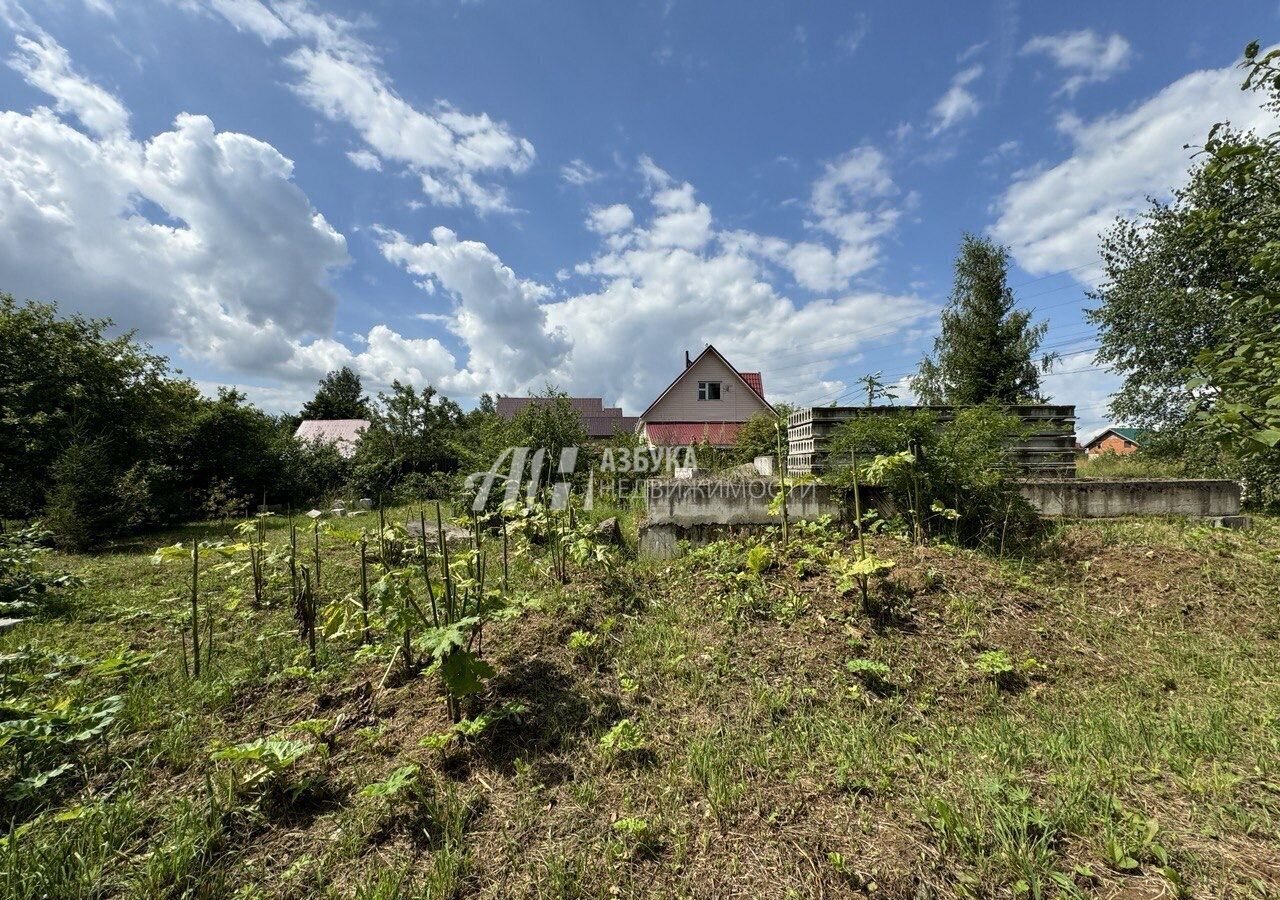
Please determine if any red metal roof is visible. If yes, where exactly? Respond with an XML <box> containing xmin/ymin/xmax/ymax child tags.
<box><xmin>294</xmin><ymin>419</ymin><xmax>370</xmax><ymax>458</ymax></box>
<box><xmin>643</xmin><ymin>422</ymin><xmax>744</xmax><ymax>447</ymax></box>
<box><xmin>739</xmin><ymin>372</ymin><xmax>764</xmax><ymax>399</ymax></box>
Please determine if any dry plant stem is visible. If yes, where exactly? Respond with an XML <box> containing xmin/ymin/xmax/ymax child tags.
<box><xmin>204</xmin><ymin>577</ymin><xmax>213</xmax><ymax>673</ymax></box>
<box><xmin>312</xmin><ymin>523</ymin><xmax>322</xmax><ymax>592</ymax></box>
<box><xmin>501</xmin><ymin>513</ymin><xmax>510</xmax><ymax>593</ymax></box>
<box><xmin>190</xmin><ymin>540</ymin><xmax>201</xmax><ymax>679</ymax></box>
<box><xmin>436</xmin><ymin>502</ymin><xmax>452</xmax><ymax>621</ymax></box>
<box><xmin>180</xmin><ymin>607</ymin><xmax>190</xmax><ymax>679</ymax></box>
<box><xmin>419</xmin><ymin>508</ymin><xmax>440</xmax><ymax>627</ymax></box>
<box><xmin>289</xmin><ymin>525</ymin><xmax>299</xmax><ymax>612</ymax></box>
<box><xmin>849</xmin><ymin>448</ymin><xmax>870</xmax><ymax>613</ymax></box>
<box><xmin>776</xmin><ymin>418</ymin><xmax>790</xmax><ymax>545</ymax></box>
<box><xmin>298</xmin><ymin>566</ymin><xmax>318</xmax><ymax>670</ymax></box>
<box><xmin>358</xmin><ymin>535</ymin><xmax>371</xmax><ymax>645</ymax></box>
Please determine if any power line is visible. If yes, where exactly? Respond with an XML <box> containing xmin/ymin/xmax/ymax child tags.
<box><xmin>744</xmin><ymin>260</ymin><xmax>1101</xmax><ymax>375</ymax></box>
<box><xmin>806</xmin><ymin>345</ymin><xmax>1105</xmax><ymax>409</ymax></box>
<box><xmin>780</xmin><ymin>290</ymin><xmax>1099</xmax><ymax>394</ymax></box>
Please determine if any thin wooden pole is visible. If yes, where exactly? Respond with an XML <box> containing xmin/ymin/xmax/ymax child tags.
<box><xmin>420</xmin><ymin>509</ymin><xmax>440</xmax><ymax>627</ymax></box>
<box><xmin>359</xmin><ymin>535</ymin><xmax>371</xmax><ymax>645</ymax></box>
<box><xmin>313</xmin><ymin>522</ymin><xmax>322</xmax><ymax>591</ymax></box>
<box><xmin>775</xmin><ymin>418</ymin><xmax>790</xmax><ymax>545</ymax></box>
<box><xmin>850</xmin><ymin>448</ymin><xmax>870</xmax><ymax>613</ymax></box>
<box><xmin>190</xmin><ymin>540</ymin><xmax>201</xmax><ymax>678</ymax></box>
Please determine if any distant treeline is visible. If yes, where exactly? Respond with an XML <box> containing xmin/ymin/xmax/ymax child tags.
<box><xmin>0</xmin><ymin>296</ymin><xmax>602</xmax><ymax>548</ymax></box>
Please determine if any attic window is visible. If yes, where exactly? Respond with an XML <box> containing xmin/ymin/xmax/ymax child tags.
<box><xmin>698</xmin><ymin>381</ymin><xmax>721</xmax><ymax>401</ymax></box>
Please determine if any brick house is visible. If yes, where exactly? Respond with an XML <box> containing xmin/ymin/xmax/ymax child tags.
<box><xmin>1084</xmin><ymin>427</ymin><xmax>1146</xmax><ymax>457</ymax></box>
<box><xmin>638</xmin><ymin>345</ymin><xmax>773</xmax><ymax>447</ymax></box>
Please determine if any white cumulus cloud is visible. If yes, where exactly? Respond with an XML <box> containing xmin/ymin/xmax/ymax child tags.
<box><xmin>194</xmin><ymin>0</ymin><xmax>535</xmax><ymax>213</ymax></box>
<box><xmin>726</xmin><ymin>145</ymin><xmax>901</xmax><ymax>292</ymax></box>
<box><xmin>992</xmin><ymin>55</ymin><xmax>1279</xmax><ymax>281</ymax></box>
<box><xmin>378</xmin><ymin>157</ymin><xmax>932</xmax><ymax>409</ymax></box>
<box><xmin>587</xmin><ymin>203</ymin><xmax>634</xmax><ymax>234</ymax></box>
<box><xmin>0</xmin><ymin>24</ymin><xmax>355</xmax><ymax>383</ymax></box>
<box><xmin>930</xmin><ymin>64</ymin><xmax>983</xmax><ymax>136</ymax></box>
<box><xmin>1022</xmin><ymin>30</ymin><xmax>1131</xmax><ymax>96</ymax></box>
<box><xmin>7</xmin><ymin>28</ymin><xmax>128</xmax><ymax>136</ymax></box>
<box><xmin>378</xmin><ymin>227</ymin><xmax>570</xmax><ymax>393</ymax></box>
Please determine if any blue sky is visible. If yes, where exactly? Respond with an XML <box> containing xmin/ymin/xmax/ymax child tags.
<box><xmin>1</xmin><ymin>0</ymin><xmax>1276</xmax><ymax>439</ymax></box>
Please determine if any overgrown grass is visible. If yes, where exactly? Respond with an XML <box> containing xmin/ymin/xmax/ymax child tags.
<box><xmin>1076</xmin><ymin>450</ymin><xmax>1187</xmax><ymax>480</ymax></box>
<box><xmin>1</xmin><ymin>508</ymin><xmax>1277</xmax><ymax>898</ymax></box>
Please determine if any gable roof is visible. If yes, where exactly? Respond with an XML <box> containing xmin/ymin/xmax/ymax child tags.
<box><xmin>739</xmin><ymin>371</ymin><xmax>764</xmax><ymax>400</ymax></box>
<box><xmin>496</xmin><ymin>396</ymin><xmax>606</xmax><ymax>417</ymax></box>
<box><xmin>294</xmin><ymin>419</ymin><xmax>370</xmax><ymax>458</ymax></box>
<box><xmin>1086</xmin><ymin>426</ymin><xmax>1149</xmax><ymax>448</ymax></box>
<box><xmin>639</xmin><ymin>344</ymin><xmax>774</xmax><ymax>420</ymax></box>
<box><xmin>495</xmin><ymin>395</ymin><xmax>637</xmax><ymax>438</ymax></box>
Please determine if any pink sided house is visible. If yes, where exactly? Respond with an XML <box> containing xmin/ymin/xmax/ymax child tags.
<box><xmin>638</xmin><ymin>345</ymin><xmax>773</xmax><ymax>447</ymax></box>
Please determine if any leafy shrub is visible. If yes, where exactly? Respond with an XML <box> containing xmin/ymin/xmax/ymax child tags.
<box><xmin>974</xmin><ymin>649</ymin><xmax>1014</xmax><ymax>678</ymax></box>
<box><xmin>827</xmin><ymin>406</ymin><xmax>1042</xmax><ymax>551</ymax></box>
<box><xmin>0</xmin><ymin>646</ymin><xmax>129</xmax><ymax>811</ymax></box>
<box><xmin>44</xmin><ymin>442</ymin><xmax>156</xmax><ymax>550</ymax></box>
<box><xmin>0</xmin><ymin>524</ymin><xmax>79</xmax><ymax>618</ymax></box>
<box><xmin>611</xmin><ymin>817</ymin><xmax>660</xmax><ymax>856</ymax></box>
<box><xmin>394</xmin><ymin>471</ymin><xmax>456</xmax><ymax>505</ymax></box>
<box><xmin>567</xmin><ymin>630</ymin><xmax>598</xmax><ymax>655</ymax></box>
<box><xmin>745</xmin><ymin>544</ymin><xmax>773</xmax><ymax>575</ymax></box>
<box><xmin>419</xmin><ymin>702</ymin><xmax>527</xmax><ymax>751</ymax></box>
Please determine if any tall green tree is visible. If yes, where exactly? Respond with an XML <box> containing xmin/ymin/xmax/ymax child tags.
<box><xmin>352</xmin><ymin>381</ymin><xmax>463</xmax><ymax>496</ymax></box>
<box><xmin>0</xmin><ymin>295</ymin><xmax>197</xmax><ymax>520</ymax></box>
<box><xmin>1085</xmin><ymin>41</ymin><xmax>1280</xmax><ymax>504</ymax></box>
<box><xmin>299</xmin><ymin>366</ymin><xmax>369</xmax><ymax>421</ymax></box>
<box><xmin>1086</xmin><ymin>137</ymin><xmax>1259</xmax><ymax>462</ymax></box>
<box><xmin>508</xmin><ymin>387</ymin><xmax>588</xmax><ymax>471</ymax></box>
<box><xmin>1188</xmin><ymin>42</ymin><xmax>1280</xmax><ymax>458</ymax></box>
<box><xmin>912</xmin><ymin>235</ymin><xmax>1050</xmax><ymax>406</ymax></box>
<box><xmin>734</xmin><ymin>404</ymin><xmax>794</xmax><ymax>464</ymax></box>
<box><xmin>1</xmin><ymin>296</ymin><xmax>358</xmax><ymax>541</ymax></box>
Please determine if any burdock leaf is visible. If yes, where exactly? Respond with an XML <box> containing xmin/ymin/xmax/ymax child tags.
<box><xmin>439</xmin><ymin>651</ymin><xmax>494</xmax><ymax>697</ymax></box>
<box><xmin>416</xmin><ymin>617</ymin><xmax>481</xmax><ymax>661</ymax></box>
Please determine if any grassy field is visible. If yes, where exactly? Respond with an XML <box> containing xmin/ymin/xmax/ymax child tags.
<box><xmin>1</xmin><ymin>508</ymin><xmax>1279</xmax><ymax>899</ymax></box>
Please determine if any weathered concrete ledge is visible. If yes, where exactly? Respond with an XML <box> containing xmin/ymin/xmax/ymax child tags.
<box><xmin>1017</xmin><ymin>479</ymin><xmax>1241</xmax><ymax>519</ymax></box>
<box><xmin>639</xmin><ymin>479</ymin><xmax>885</xmax><ymax>559</ymax></box>
<box><xmin>638</xmin><ymin>476</ymin><xmax>1247</xmax><ymax>559</ymax></box>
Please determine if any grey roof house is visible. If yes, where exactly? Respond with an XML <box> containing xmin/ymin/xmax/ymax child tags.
<box><xmin>495</xmin><ymin>396</ymin><xmax>638</xmax><ymax>440</ymax></box>
<box><xmin>294</xmin><ymin>419</ymin><xmax>370</xmax><ymax>458</ymax></box>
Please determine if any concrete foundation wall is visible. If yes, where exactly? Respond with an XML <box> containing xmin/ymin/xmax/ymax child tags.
<box><xmin>639</xmin><ymin>477</ymin><xmax>1244</xmax><ymax>558</ymax></box>
<box><xmin>639</xmin><ymin>479</ymin><xmax>886</xmax><ymax>559</ymax></box>
<box><xmin>644</xmin><ymin>479</ymin><xmax>851</xmax><ymax>527</ymax></box>
<box><xmin>1019</xmin><ymin>479</ymin><xmax>1241</xmax><ymax>518</ymax></box>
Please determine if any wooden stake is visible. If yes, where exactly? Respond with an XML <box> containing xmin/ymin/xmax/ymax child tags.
<box><xmin>190</xmin><ymin>540</ymin><xmax>201</xmax><ymax>678</ymax></box>
<box><xmin>359</xmin><ymin>535</ymin><xmax>371</xmax><ymax>645</ymax></box>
